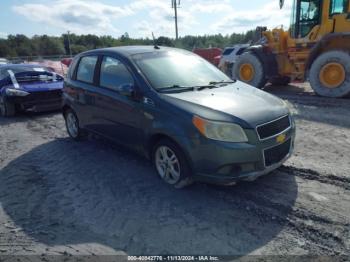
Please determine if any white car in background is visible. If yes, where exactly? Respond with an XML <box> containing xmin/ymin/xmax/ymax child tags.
<box><xmin>0</xmin><ymin>58</ymin><xmax>8</xmax><ymax>65</ymax></box>
<box><xmin>218</xmin><ymin>44</ymin><xmax>250</xmax><ymax>77</ymax></box>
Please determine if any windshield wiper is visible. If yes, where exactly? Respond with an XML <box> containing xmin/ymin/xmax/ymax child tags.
<box><xmin>196</xmin><ymin>85</ymin><xmax>218</xmax><ymax>91</ymax></box>
<box><xmin>209</xmin><ymin>80</ymin><xmax>236</xmax><ymax>85</ymax></box>
<box><xmin>158</xmin><ymin>84</ymin><xmax>217</xmax><ymax>93</ymax></box>
<box><xmin>157</xmin><ymin>85</ymin><xmax>197</xmax><ymax>93</ymax></box>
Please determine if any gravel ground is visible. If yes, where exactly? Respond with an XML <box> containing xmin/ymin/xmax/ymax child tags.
<box><xmin>0</xmin><ymin>84</ymin><xmax>349</xmax><ymax>259</ymax></box>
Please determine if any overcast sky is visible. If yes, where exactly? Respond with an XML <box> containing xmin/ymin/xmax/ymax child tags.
<box><xmin>0</xmin><ymin>0</ymin><xmax>292</xmax><ymax>38</ymax></box>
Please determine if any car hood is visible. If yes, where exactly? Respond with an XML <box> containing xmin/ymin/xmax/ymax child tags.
<box><xmin>162</xmin><ymin>82</ymin><xmax>289</xmax><ymax>128</ymax></box>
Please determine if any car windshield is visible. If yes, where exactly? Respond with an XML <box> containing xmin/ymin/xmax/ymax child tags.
<box><xmin>133</xmin><ymin>50</ymin><xmax>232</xmax><ymax>91</ymax></box>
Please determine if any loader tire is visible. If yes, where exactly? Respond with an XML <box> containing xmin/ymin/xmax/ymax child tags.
<box><xmin>309</xmin><ymin>50</ymin><xmax>350</xmax><ymax>98</ymax></box>
<box><xmin>233</xmin><ymin>52</ymin><xmax>267</xmax><ymax>89</ymax></box>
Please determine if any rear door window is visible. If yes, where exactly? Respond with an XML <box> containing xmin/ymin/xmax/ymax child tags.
<box><xmin>76</xmin><ymin>56</ymin><xmax>98</xmax><ymax>84</ymax></box>
<box><xmin>99</xmin><ymin>56</ymin><xmax>134</xmax><ymax>91</ymax></box>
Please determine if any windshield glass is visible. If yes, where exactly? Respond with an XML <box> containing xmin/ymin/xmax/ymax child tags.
<box><xmin>133</xmin><ymin>50</ymin><xmax>231</xmax><ymax>90</ymax></box>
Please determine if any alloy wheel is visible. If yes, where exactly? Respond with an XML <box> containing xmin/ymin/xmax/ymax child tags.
<box><xmin>155</xmin><ymin>146</ymin><xmax>181</xmax><ymax>185</ymax></box>
<box><xmin>66</xmin><ymin>112</ymin><xmax>79</xmax><ymax>138</ymax></box>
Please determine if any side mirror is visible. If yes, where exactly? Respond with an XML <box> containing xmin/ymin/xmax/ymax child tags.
<box><xmin>118</xmin><ymin>83</ymin><xmax>135</xmax><ymax>97</ymax></box>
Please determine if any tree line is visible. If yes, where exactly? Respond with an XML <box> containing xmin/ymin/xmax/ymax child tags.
<box><xmin>0</xmin><ymin>31</ymin><xmax>257</xmax><ymax>59</ymax></box>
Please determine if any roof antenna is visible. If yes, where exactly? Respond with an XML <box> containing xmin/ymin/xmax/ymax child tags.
<box><xmin>279</xmin><ymin>0</ymin><xmax>284</xmax><ymax>9</ymax></box>
<box><xmin>152</xmin><ymin>32</ymin><xmax>160</xmax><ymax>49</ymax></box>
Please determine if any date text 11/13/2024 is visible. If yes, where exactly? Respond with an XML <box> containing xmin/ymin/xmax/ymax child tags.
<box><xmin>128</xmin><ymin>255</ymin><xmax>220</xmax><ymax>261</ymax></box>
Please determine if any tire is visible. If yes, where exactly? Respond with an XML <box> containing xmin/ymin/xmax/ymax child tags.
<box><xmin>152</xmin><ymin>139</ymin><xmax>193</xmax><ymax>188</ymax></box>
<box><xmin>270</xmin><ymin>76</ymin><xmax>291</xmax><ymax>86</ymax></box>
<box><xmin>0</xmin><ymin>96</ymin><xmax>16</xmax><ymax>117</ymax></box>
<box><xmin>309</xmin><ymin>50</ymin><xmax>350</xmax><ymax>98</ymax></box>
<box><xmin>64</xmin><ymin>109</ymin><xmax>86</xmax><ymax>140</ymax></box>
<box><xmin>233</xmin><ymin>52</ymin><xmax>267</xmax><ymax>88</ymax></box>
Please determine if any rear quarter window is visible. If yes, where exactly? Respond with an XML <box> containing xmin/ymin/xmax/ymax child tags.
<box><xmin>76</xmin><ymin>56</ymin><xmax>98</xmax><ymax>84</ymax></box>
<box><xmin>68</xmin><ymin>57</ymin><xmax>79</xmax><ymax>80</ymax></box>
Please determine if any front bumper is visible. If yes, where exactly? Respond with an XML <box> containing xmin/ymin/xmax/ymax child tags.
<box><xmin>194</xmin><ymin>143</ymin><xmax>293</xmax><ymax>185</ymax></box>
<box><xmin>7</xmin><ymin>90</ymin><xmax>62</xmax><ymax>112</ymax></box>
<box><xmin>183</xmin><ymin>123</ymin><xmax>295</xmax><ymax>185</ymax></box>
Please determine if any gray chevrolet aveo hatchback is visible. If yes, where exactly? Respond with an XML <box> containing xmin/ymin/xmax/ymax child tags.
<box><xmin>63</xmin><ymin>46</ymin><xmax>295</xmax><ymax>187</ymax></box>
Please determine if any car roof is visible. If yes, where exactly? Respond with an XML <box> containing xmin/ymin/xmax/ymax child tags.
<box><xmin>80</xmin><ymin>45</ymin><xmax>184</xmax><ymax>58</ymax></box>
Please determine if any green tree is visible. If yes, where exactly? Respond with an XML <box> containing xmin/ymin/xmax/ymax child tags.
<box><xmin>0</xmin><ymin>30</ymin><xmax>257</xmax><ymax>58</ymax></box>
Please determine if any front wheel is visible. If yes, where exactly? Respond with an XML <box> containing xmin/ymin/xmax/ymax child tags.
<box><xmin>0</xmin><ymin>96</ymin><xmax>16</xmax><ymax>117</ymax></box>
<box><xmin>309</xmin><ymin>50</ymin><xmax>350</xmax><ymax>98</ymax></box>
<box><xmin>152</xmin><ymin>139</ymin><xmax>193</xmax><ymax>188</ymax></box>
<box><xmin>233</xmin><ymin>52</ymin><xmax>267</xmax><ymax>88</ymax></box>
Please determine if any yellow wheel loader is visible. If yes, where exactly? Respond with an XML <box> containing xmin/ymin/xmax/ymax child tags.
<box><xmin>233</xmin><ymin>0</ymin><xmax>350</xmax><ymax>98</ymax></box>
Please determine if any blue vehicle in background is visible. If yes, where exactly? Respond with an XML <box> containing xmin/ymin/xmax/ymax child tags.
<box><xmin>0</xmin><ymin>64</ymin><xmax>64</xmax><ymax>117</ymax></box>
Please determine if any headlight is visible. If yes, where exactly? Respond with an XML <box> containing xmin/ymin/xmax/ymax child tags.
<box><xmin>193</xmin><ymin>116</ymin><xmax>248</xmax><ymax>143</ymax></box>
<box><xmin>5</xmin><ymin>88</ymin><xmax>30</xmax><ymax>97</ymax></box>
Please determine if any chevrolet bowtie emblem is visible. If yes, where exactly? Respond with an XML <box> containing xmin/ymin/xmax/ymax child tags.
<box><xmin>276</xmin><ymin>134</ymin><xmax>286</xmax><ymax>143</ymax></box>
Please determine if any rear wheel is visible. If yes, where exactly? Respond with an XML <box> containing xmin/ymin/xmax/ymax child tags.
<box><xmin>0</xmin><ymin>96</ymin><xmax>16</xmax><ymax>117</ymax></box>
<box><xmin>309</xmin><ymin>50</ymin><xmax>350</xmax><ymax>98</ymax></box>
<box><xmin>152</xmin><ymin>139</ymin><xmax>193</xmax><ymax>188</ymax></box>
<box><xmin>233</xmin><ymin>52</ymin><xmax>267</xmax><ymax>88</ymax></box>
<box><xmin>64</xmin><ymin>109</ymin><xmax>86</xmax><ymax>140</ymax></box>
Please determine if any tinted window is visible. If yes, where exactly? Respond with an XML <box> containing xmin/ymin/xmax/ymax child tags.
<box><xmin>76</xmin><ymin>56</ymin><xmax>98</xmax><ymax>84</ymax></box>
<box><xmin>223</xmin><ymin>48</ymin><xmax>234</xmax><ymax>55</ymax></box>
<box><xmin>330</xmin><ymin>0</ymin><xmax>348</xmax><ymax>16</ymax></box>
<box><xmin>100</xmin><ymin>57</ymin><xmax>134</xmax><ymax>91</ymax></box>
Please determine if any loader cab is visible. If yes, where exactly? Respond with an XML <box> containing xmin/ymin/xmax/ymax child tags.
<box><xmin>290</xmin><ymin>0</ymin><xmax>322</xmax><ymax>38</ymax></box>
<box><xmin>290</xmin><ymin>0</ymin><xmax>350</xmax><ymax>39</ymax></box>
